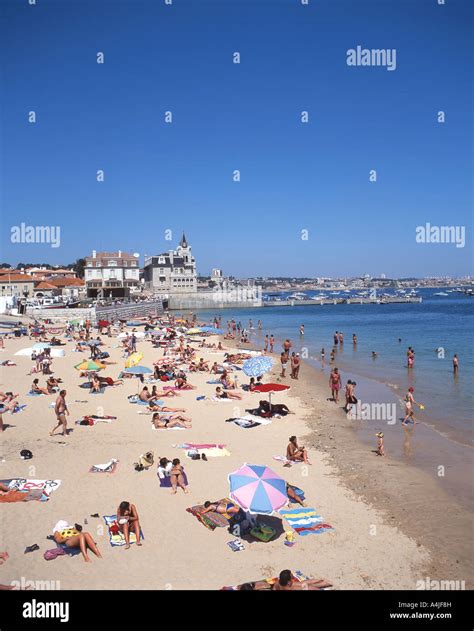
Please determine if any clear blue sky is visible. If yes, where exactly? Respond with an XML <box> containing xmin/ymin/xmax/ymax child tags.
<box><xmin>1</xmin><ymin>0</ymin><xmax>472</xmax><ymax>277</ymax></box>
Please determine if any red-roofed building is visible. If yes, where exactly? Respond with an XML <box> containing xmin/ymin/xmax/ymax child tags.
<box><xmin>0</xmin><ymin>273</ymin><xmax>35</xmax><ymax>298</ymax></box>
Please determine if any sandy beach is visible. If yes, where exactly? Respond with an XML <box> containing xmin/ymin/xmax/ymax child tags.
<box><xmin>0</xmin><ymin>315</ymin><xmax>471</xmax><ymax>591</ymax></box>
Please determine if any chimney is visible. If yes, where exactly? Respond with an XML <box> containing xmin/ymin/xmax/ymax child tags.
<box><xmin>118</xmin><ymin>250</ymin><xmax>122</xmax><ymax>258</ymax></box>
<box><xmin>92</xmin><ymin>250</ymin><xmax>96</xmax><ymax>259</ymax></box>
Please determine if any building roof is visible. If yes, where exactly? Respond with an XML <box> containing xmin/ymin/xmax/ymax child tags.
<box><xmin>35</xmin><ymin>281</ymin><xmax>57</xmax><ymax>290</ymax></box>
<box><xmin>0</xmin><ymin>273</ymin><xmax>35</xmax><ymax>282</ymax></box>
<box><xmin>46</xmin><ymin>277</ymin><xmax>85</xmax><ymax>287</ymax></box>
<box><xmin>85</xmin><ymin>251</ymin><xmax>137</xmax><ymax>262</ymax></box>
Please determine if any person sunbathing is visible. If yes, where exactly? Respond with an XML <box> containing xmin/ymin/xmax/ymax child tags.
<box><xmin>90</xmin><ymin>375</ymin><xmax>102</xmax><ymax>393</ymax></box>
<box><xmin>272</xmin><ymin>570</ymin><xmax>332</xmax><ymax>591</ymax></box>
<box><xmin>215</xmin><ymin>387</ymin><xmax>242</xmax><ymax>400</ymax></box>
<box><xmin>169</xmin><ymin>459</ymin><xmax>188</xmax><ymax>494</ymax></box>
<box><xmin>0</xmin><ymin>392</ymin><xmax>19</xmax><ymax>411</ymax></box>
<box><xmin>174</xmin><ymin>377</ymin><xmax>195</xmax><ymax>390</ymax></box>
<box><xmin>152</xmin><ymin>412</ymin><xmax>192</xmax><ymax>429</ymax></box>
<box><xmin>201</xmin><ymin>500</ymin><xmax>240</xmax><ymax>516</ymax></box>
<box><xmin>139</xmin><ymin>386</ymin><xmax>157</xmax><ymax>403</ymax></box>
<box><xmin>116</xmin><ymin>501</ymin><xmax>143</xmax><ymax>549</ymax></box>
<box><xmin>286</xmin><ymin>483</ymin><xmax>306</xmax><ymax>507</ymax></box>
<box><xmin>46</xmin><ymin>377</ymin><xmax>61</xmax><ymax>394</ymax></box>
<box><xmin>31</xmin><ymin>379</ymin><xmax>49</xmax><ymax>395</ymax></box>
<box><xmin>53</xmin><ymin>524</ymin><xmax>102</xmax><ymax>563</ymax></box>
<box><xmin>197</xmin><ymin>358</ymin><xmax>210</xmax><ymax>372</ymax></box>
<box><xmin>286</xmin><ymin>436</ymin><xmax>311</xmax><ymax>464</ymax></box>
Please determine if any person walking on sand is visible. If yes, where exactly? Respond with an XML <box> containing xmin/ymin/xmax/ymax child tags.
<box><xmin>269</xmin><ymin>335</ymin><xmax>275</xmax><ymax>353</ymax></box>
<box><xmin>264</xmin><ymin>335</ymin><xmax>269</xmax><ymax>352</ymax></box>
<box><xmin>283</xmin><ymin>338</ymin><xmax>292</xmax><ymax>355</ymax></box>
<box><xmin>453</xmin><ymin>354</ymin><xmax>459</xmax><ymax>374</ymax></box>
<box><xmin>50</xmin><ymin>390</ymin><xmax>69</xmax><ymax>437</ymax></box>
<box><xmin>280</xmin><ymin>352</ymin><xmax>288</xmax><ymax>378</ymax></box>
<box><xmin>329</xmin><ymin>367</ymin><xmax>341</xmax><ymax>403</ymax></box>
<box><xmin>402</xmin><ymin>387</ymin><xmax>420</xmax><ymax>426</ymax></box>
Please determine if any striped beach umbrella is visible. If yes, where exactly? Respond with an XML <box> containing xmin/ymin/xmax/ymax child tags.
<box><xmin>242</xmin><ymin>356</ymin><xmax>273</xmax><ymax>378</ymax></box>
<box><xmin>228</xmin><ymin>464</ymin><xmax>288</xmax><ymax>515</ymax></box>
<box><xmin>123</xmin><ymin>365</ymin><xmax>152</xmax><ymax>375</ymax></box>
<box><xmin>74</xmin><ymin>360</ymin><xmax>105</xmax><ymax>371</ymax></box>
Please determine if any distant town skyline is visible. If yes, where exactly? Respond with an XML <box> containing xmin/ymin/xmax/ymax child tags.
<box><xmin>2</xmin><ymin>1</ymin><xmax>472</xmax><ymax>277</ymax></box>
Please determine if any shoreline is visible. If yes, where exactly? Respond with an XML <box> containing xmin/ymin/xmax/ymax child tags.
<box><xmin>228</xmin><ymin>330</ymin><xmax>472</xmax><ymax>587</ymax></box>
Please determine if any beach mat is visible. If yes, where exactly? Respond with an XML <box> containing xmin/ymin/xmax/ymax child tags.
<box><xmin>0</xmin><ymin>479</ymin><xmax>61</xmax><ymax>502</ymax></box>
<box><xmin>278</xmin><ymin>507</ymin><xmax>334</xmax><ymax>535</ymax></box>
<box><xmin>103</xmin><ymin>514</ymin><xmax>144</xmax><ymax>547</ymax></box>
<box><xmin>89</xmin><ymin>459</ymin><xmax>118</xmax><ymax>473</ymax></box>
<box><xmin>186</xmin><ymin>498</ymin><xmax>236</xmax><ymax>530</ymax></box>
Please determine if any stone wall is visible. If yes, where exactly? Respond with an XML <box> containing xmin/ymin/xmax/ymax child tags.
<box><xmin>167</xmin><ymin>291</ymin><xmax>262</xmax><ymax>311</ymax></box>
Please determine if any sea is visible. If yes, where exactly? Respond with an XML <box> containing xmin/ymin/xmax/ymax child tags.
<box><xmin>196</xmin><ymin>288</ymin><xmax>473</xmax><ymax>507</ymax></box>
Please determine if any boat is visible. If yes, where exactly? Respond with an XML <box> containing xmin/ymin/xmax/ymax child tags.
<box><xmin>434</xmin><ymin>292</ymin><xmax>449</xmax><ymax>297</ymax></box>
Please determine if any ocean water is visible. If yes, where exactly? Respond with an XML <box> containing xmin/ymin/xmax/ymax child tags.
<box><xmin>196</xmin><ymin>289</ymin><xmax>473</xmax><ymax>447</ymax></box>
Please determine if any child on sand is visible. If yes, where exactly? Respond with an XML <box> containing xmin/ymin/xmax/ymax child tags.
<box><xmin>376</xmin><ymin>432</ymin><xmax>385</xmax><ymax>456</ymax></box>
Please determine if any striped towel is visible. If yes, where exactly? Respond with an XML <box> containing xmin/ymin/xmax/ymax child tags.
<box><xmin>279</xmin><ymin>507</ymin><xmax>333</xmax><ymax>536</ymax></box>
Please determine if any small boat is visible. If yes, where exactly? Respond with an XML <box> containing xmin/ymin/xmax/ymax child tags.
<box><xmin>434</xmin><ymin>292</ymin><xmax>449</xmax><ymax>296</ymax></box>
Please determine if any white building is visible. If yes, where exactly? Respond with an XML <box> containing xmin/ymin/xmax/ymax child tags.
<box><xmin>143</xmin><ymin>233</ymin><xmax>197</xmax><ymax>294</ymax></box>
<box><xmin>85</xmin><ymin>250</ymin><xmax>140</xmax><ymax>298</ymax></box>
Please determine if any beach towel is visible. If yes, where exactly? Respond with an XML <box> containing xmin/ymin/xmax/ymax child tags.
<box><xmin>211</xmin><ymin>396</ymin><xmax>233</xmax><ymax>402</ymax></box>
<box><xmin>273</xmin><ymin>455</ymin><xmax>293</xmax><ymax>466</ymax></box>
<box><xmin>0</xmin><ymin>479</ymin><xmax>61</xmax><ymax>502</ymax></box>
<box><xmin>278</xmin><ymin>507</ymin><xmax>334</xmax><ymax>536</ymax></box>
<box><xmin>225</xmin><ymin>415</ymin><xmax>272</xmax><ymax>429</ymax></box>
<box><xmin>206</xmin><ymin>380</ymin><xmax>222</xmax><ymax>384</ymax></box>
<box><xmin>103</xmin><ymin>515</ymin><xmax>144</xmax><ymax>547</ymax></box>
<box><xmin>185</xmin><ymin>447</ymin><xmax>230</xmax><ymax>458</ymax></box>
<box><xmin>175</xmin><ymin>443</ymin><xmax>227</xmax><ymax>450</ymax></box>
<box><xmin>27</xmin><ymin>391</ymin><xmax>45</xmax><ymax>397</ymax></box>
<box><xmin>89</xmin><ymin>459</ymin><xmax>118</xmax><ymax>473</ymax></box>
<box><xmin>186</xmin><ymin>498</ymin><xmax>236</xmax><ymax>530</ymax></box>
<box><xmin>151</xmin><ymin>423</ymin><xmax>186</xmax><ymax>431</ymax></box>
<box><xmin>11</xmin><ymin>405</ymin><xmax>27</xmax><ymax>414</ymax></box>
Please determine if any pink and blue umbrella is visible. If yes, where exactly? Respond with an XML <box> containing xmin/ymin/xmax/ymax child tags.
<box><xmin>228</xmin><ymin>464</ymin><xmax>288</xmax><ymax>515</ymax></box>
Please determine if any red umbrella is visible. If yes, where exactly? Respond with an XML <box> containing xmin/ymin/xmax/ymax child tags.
<box><xmin>254</xmin><ymin>383</ymin><xmax>290</xmax><ymax>393</ymax></box>
<box><xmin>98</xmin><ymin>320</ymin><xmax>111</xmax><ymax>328</ymax></box>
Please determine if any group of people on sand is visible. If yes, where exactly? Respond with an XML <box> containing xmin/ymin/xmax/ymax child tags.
<box><xmin>237</xmin><ymin>569</ymin><xmax>332</xmax><ymax>591</ymax></box>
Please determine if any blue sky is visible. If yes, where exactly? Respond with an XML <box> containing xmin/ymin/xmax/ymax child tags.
<box><xmin>1</xmin><ymin>0</ymin><xmax>472</xmax><ymax>277</ymax></box>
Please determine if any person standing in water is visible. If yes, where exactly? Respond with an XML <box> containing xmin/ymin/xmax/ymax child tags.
<box><xmin>453</xmin><ymin>354</ymin><xmax>459</xmax><ymax>374</ymax></box>
<box><xmin>352</xmin><ymin>333</ymin><xmax>357</xmax><ymax>345</ymax></box>
<box><xmin>300</xmin><ymin>324</ymin><xmax>305</xmax><ymax>336</ymax></box>
<box><xmin>269</xmin><ymin>335</ymin><xmax>275</xmax><ymax>353</ymax></box>
<box><xmin>264</xmin><ymin>335</ymin><xmax>269</xmax><ymax>352</ymax></box>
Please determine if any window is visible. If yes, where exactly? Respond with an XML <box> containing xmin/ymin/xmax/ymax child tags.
<box><xmin>108</xmin><ymin>260</ymin><xmax>117</xmax><ymax>267</ymax></box>
<box><xmin>158</xmin><ymin>257</ymin><xmax>165</xmax><ymax>264</ymax></box>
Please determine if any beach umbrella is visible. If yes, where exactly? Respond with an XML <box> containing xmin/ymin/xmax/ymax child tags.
<box><xmin>253</xmin><ymin>383</ymin><xmax>290</xmax><ymax>393</ymax></box>
<box><xmin>228</xmin><ymin>464</ymin><xmax>288</xmax><ymax>515</ymax></box>
<box><xmin>74</xmin><ymin>360</ymin><xmax>105</xmax><ymax>372</ymax></box>
<box><xmin>200</xmin><ymin>326</ymin><xmax>224</xmax><ymax>334</ymax></box>
<box><xmin>97</xmin><ymin>320</ymin><xmax>111</xmax><ymax>328</ymax></box>
<box><xmin>242</xmin><ymin>356</ymin><xmax>273</xmax><ymax>378</ymax></box>
<box><xmin>186</xmin><ymin>328</ymin><xmax>202</xmax><ymax>335</ymax></box>
<box><xmin>33</xmin><ymin>342</ymin><xmax>51</xmax><ymax>350</ymax></box>
<box><xmin>123</xmin><ymin>365</ymin><xmax>152</xmax><ymax>375</ymax></box>
<box><xmin>125</xmin><ymin>352</ymin><xmax>143</xmax><ymax>368</ymax></box>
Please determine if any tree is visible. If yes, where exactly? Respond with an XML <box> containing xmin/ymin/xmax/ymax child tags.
<box><xmin>72</xmin><ymin>258</ymin><xmax>86</xmax><ymax>279</ymax></box>
<box><xmin>0</xmin><ymin>263</ymin><xmax>12</xmax><ymax>268</ymax></box>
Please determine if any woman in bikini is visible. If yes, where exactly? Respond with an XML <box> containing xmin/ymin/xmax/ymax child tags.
<box><xmin>402</xmin><ymin>387</ymin><xmax>419</xmax><ymax>425</ymax></box>
<box><xmin>152</xmin><ymin>412</ymin><xmax>192</xmax><ymax>429</ymax></box>
<box><xmin>31</xmin><ymin>379</ymin><xmax>49</xmax><ymax>395</ymax></box>
<box><xmin>201</xmin><ymin>500</ymin><xmax>239</xmax><ymax>516</ymax></box>
<box><xmin>215</xmin><ymin>386</ymin><xmax>242</xmax><ymax>400</ymax></box>
<box><xmin>329</xmin><ymin>368</ymin><xmax>341</xmax><ymax>403</ymax></box>
<box><xmin>116</xmin><ymin>501</ymin><xmax>142</xmax><ymax>549</ymax></box>
<box><xmin>169</xmin><ymin>459</ymin><xmax>188</xmax><ymax>494</ymax></box>
<box><xmin>53</xmin><ymin>525</ymin><xmax>102</xmax><ymax>562</ymax></box>
<box><xmin>286</xmin><ymin>436</ymin><xmax>311</xmax><ymax>465</ymax></box>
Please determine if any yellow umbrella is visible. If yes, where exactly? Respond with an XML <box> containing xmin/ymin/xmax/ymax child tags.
<box><xmin>74</xmin><ymin>360</ymin><xmax>105</xmax><ymax>371</ymax></box>
<box><xmin>187</xmin><ymin>328</ymin><xmax>202</xmax><ymax>335</ymax></box>
<box><xmin>125</xmin><ymin>352</ymin><xmax>143</xmax><ymax>368</ymax></box>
